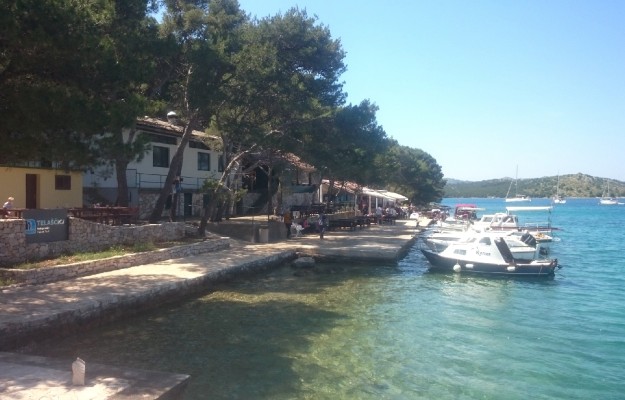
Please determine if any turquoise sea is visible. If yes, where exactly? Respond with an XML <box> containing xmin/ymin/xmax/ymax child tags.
<box><xmin>24</xmin><ymin>198</ymin><xmax>625</xmax><ymax>399</ymax></box>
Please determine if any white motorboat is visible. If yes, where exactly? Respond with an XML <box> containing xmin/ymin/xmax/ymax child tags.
<box><xmin>420</xmin><ymin>233</ymin><xmax>559</xmax><ymax>277</ymax></box>
<box><xmin>472</xmin><ymin>207</ymin><xmax>554</xmax><ymax>243</ymax></box>
<box><xmin>422</xmin><ymin>229</ymin><xmax>547</xmax><ymax>262</ymax></box>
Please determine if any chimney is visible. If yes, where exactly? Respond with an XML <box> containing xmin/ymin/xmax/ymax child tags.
<box><xmin>167</xmin><ymin>111</ymin><xmax>179</xmax><ymax>125</ymax></box>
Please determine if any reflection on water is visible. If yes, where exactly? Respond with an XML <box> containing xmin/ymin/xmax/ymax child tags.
<box><xmin>21</xmin><ymin>199</ymin><xmax>625</xmax><ymax>399</ymax></box>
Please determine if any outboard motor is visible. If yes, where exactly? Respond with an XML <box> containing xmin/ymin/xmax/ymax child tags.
<box><xmin>520</xmin><ymin>232</ymin><xmax>537</xmax><ymax>247</ymax></box>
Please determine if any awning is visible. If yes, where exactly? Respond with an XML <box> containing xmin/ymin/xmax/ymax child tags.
<box><xmin>362</xmin><ymin>188</ymin><xmax>404</xmax><ymax>201</ymax></box>
<box><xmin>376</xmin><ymin>190</ymin><xmax>409</xmax><ymax>202</ymax></box>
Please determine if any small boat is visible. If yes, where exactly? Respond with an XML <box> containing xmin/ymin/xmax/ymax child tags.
<box><xmin>472</xmin><ymin>207</ymin><xmax>555</xmax><ymax>242</ymax></box>
<box><xmin>598</xmin><ymin>197</ymin><xmax>617</xmax><ymax>205</ymax></box>
<box><xmin>505</xmin><ymin>166</ymin><xmax>531</xmax><ymax>203</ymax></box>
<box><xmin>599</xmin><ymin>180</ymin><xmax>619</xmax><ymax>205</ymax></box>
<box><xmin>422</xmin><ymin>230</ymin><xmax>547</xmax><ymax>262</ymax></box>
<box><xmin>420</xmin><ymin>233</ymin><xmax>559</xmax><ymax>277</ymax></box>
<box><xmin>552</xmin><ymin>174</ymin><xmax>566</xmax><ymax>204</ymax></box>
<box><xmin>453</xmin><ymin>204</ymin><xmax>483</xmax><ymax>221</ymax></box>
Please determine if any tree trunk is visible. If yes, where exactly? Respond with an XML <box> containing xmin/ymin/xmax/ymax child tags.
<box><xmin>326</xmin><ymin>178</ymin><xmax>335</xmax><ymax>211</ymax></box>
<box><xmin>197</xmin><ymin>143</ymin><xmax>253</xmax><ymax>236</ymax></box>
<box><xmin>148</xmin><ymin>114</ymin><xmax>198</xmax><ymax>223</ymax></box>
<box><xmin>198</xmin><ymin>188</ymin><xmax>219</xmax><ymax>235</ymax></box>
<box><xmin>267</xmin><ymin>165</ymin><xmax>274</xmax><ymax>217</ymax></box>
<box><xmin>113</xmin><ymin>127</ymin><xmax>136</xmax><ymax>208</ymax></box>
<box><xmin>115</xmin><ymin>159</ymin><xmax>130</xmax><ymax>207</ymax></box>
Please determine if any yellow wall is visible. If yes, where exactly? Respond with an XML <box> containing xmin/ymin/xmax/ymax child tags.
<box><xmin>0</xmin><ymin>166</ymin><xmax>83</xmax><ymax>208</ymax></box>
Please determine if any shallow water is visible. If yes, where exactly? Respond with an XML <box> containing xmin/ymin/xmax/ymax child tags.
<box><xmin>24</xmin><ymin>198</ymin><xmax>625</xmax><ymax>399</ymax></box>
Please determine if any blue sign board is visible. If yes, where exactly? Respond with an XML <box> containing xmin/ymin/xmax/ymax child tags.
<box><xmin>23</xmin><ymin>209</ymin><xmax>69</xmax><ymax>243</ymax></box>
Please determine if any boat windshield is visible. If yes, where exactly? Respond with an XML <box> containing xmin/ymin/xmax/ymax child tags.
<box><xmin>478</xmin><ymin>237</ymin><xmax>492</xmax><ymax>245</ymax></box>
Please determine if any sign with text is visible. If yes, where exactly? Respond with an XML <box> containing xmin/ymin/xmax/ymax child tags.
<box><xmin>24</xmin><ymin>209</ymin><xmax>69</xmax><ymax>243</ymax></box>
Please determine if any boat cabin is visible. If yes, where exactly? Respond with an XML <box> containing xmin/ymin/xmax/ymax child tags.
<box><xmin>454</xmin><ymin>204</ymin><xmax>483</xmax><ymax>220</ymax></box>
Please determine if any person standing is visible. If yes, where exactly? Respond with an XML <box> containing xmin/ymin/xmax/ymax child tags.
<box><xmin>318</xmin><ymin>212</ymin><xmax>327</xmax><ymax>239</ymax></box>
<box><xmin>375</xmin><ymin>205</ymin><xmax>383</xmax><ymax>224</ymax></box>
<box><xmin>283</xmin><ymin>210</ymin><xmax>293</xmax><ymax>239</ymax></box>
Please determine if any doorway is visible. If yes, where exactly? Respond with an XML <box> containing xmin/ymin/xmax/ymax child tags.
<box><xmin>25</xmin><ymin>174</ymin><xmax>38</xmax><ymax>209</ymax></box>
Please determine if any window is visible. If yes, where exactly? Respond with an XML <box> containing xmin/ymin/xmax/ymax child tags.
<box><xmin>190</xmin><ymin>140</ymin><xmax>209</xmax><ymax>150</ymax></box>
<box><xmin>198</xmin><ymin>152</ymin><xmax>210</xmax><ymax>171</ymax></box>
<box><xmin>142</xmin><ymin>132</ymin><xmax>177</xmax><ymax>145</ymax></box>
<box><xmin>153</xmin><ymin>146</ymin><xmax>170</xmax><ymax>168</ymax></box>
<box><xmin>55</xmin><ymin>175</ymin><xmax>71</xmax><ymax>190</ymax></box>
<box><xmin>218</xmin><ymin>155</ymin><xmax>224</xmax><ymax>172</ymax></box>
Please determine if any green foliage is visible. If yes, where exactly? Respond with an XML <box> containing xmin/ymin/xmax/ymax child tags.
<box><xmin>299</xmin><ymin>100</ymin><xmax>388</xmax><ymax>187</ymax></box>
<box><xmin>379</xmin><ymin>142</ymin><xmax>445</xmax><ymax>205</ymax></box>
<box><xmin>445</xmin><ymin>174</ymin><xmax>625</xmax><ymax>198</ymax></box>
<box><xmin>0</xmin><ymin>0</ymin><xmax>447</xmax><ymax>212</ymax></box>
<box><xmin>0</xmin><ymin>0</ymin><xmax>161</xmax><ymax>167</ymax></box>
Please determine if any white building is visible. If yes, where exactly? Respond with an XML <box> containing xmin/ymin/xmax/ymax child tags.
<box><xmin>83</xmin><ymin>115</ymin><xmax>226</xmax><ymax>218</ymax></box>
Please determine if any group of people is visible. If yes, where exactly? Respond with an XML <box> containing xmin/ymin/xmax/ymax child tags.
<box><xmin>283</xmin><ymin>210</ymin><xmax>326</xmax><ymax>239</ymax></box>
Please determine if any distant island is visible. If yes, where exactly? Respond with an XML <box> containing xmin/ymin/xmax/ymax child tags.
<box><xmin>444</xmin><ymin>173</ymin><xmax>624</xmax><ymax>198</ymax></box>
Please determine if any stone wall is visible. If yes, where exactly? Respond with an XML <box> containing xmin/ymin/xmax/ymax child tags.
<box><xmin>0</xmin><ymin>218</ymin><xmax>185</xmax><ymax>266</ymax></box>
<box><xmin>0</xmin><ymin>238</ymin><xmax>229</xmax><ymax>286</ymax></box>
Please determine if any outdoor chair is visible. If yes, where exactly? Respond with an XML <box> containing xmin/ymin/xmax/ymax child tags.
<box><xmin>292</xmin><ymin>223</ymin><xmax>304</xmax><ymax>237</ymax></box>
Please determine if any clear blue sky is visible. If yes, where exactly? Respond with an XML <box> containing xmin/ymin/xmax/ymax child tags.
<box><xmin>238</xmin><ymin>0</ymin><xmax>625</xmax><ymax>182</ymax></box>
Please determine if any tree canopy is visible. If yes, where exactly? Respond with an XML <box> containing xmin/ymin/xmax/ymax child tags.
<box><xmin>1</xmin><ymin>0</ymin><xmax>447</xmax><ymax>212</ymax></box>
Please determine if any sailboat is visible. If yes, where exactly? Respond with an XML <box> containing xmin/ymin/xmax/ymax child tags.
<box><xmin>552</xmin><ymin>174</ymin><xmax>566</xmax><ymax>204</ymax></box>
<box><xmin>505</xmin><ymin>166</ymin><xmax>531</xmax><ymax>202</ymax></box>
<box><xmin>599</xmin><ymin>180</ymin><xmax>618</xmax><ymax>205</ymax></box>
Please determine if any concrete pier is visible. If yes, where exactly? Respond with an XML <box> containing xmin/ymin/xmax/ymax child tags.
<box><xmin>0</xmin><ymin>220</ymin><xmax>421</xmax><ymax>399</ymax></box>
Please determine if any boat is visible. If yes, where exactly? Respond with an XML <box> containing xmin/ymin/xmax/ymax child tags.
<box><xmin>505</xmin><ymin>167</ymin><xmax>531</xmax><ymax>202</ymax></box>
<box><xmin>428</xmin><ymin>203</ymin><xmax>485</xmax><ymax>232</ymax></box>
<box><xmin>420</xmin><ymin>233</ymin><xmax>559</xmax><ymax>277</ymax></box>
<box><xmin>552</xmin><ymin>174</ymin><xmax>566</xmax><ymax>204</ymax></box>
<box><xmin>422</xmin><ymin>230</ymin><xmax>547</xmax><ymax>262</ymax></box>
<box><xmin>599</xmin><ymin>180</ymin><xmax>619</xmax><ymax>205</ymax></box>
<box><xmin>472</xmin><ymin>206</ymin><xmax>555</xmax><ymax>241</ymax></box>
<box><xmin>453</xmin><ymin>204</ymin><xmax>483</xmax><ymax>221</ymax></box>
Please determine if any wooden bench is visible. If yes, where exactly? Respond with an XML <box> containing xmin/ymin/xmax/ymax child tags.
<box><xmin>381</xmin><ymin>215</ymin><xmax>397</xmax><ymax>225</ymax></box>
<box><xmin>354</xmin><ymin>216</ymin><xmax>372</xmax><ymax>228</ymax></box>
<box><xmin>329</xmin><ymin>218</ymin><xmax>357</xmax><ymax>231</ymax></box>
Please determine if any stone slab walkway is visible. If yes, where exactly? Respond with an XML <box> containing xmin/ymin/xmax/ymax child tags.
<box><xmin>0</xmin><ymin>220</ymin><xmax>422</xmax><ymax>399</ymax></box>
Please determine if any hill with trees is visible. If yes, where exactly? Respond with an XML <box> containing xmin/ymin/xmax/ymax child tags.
<box><xmin>444</xmin><ymin>174</ymin><xmax>625</xmax><ymax>198</ymax></box>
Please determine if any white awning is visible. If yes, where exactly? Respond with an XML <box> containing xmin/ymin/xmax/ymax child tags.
<box><xmin>376</xmin><ymin>190</ymin><xmax>409</xmax><ymax>202</ymax></box>
<box><xmin>362</xmin><ymin>188</ymin><xmax>394</xmax><ymax>200</ymax></box>
<box><xmin>362</xmin><ymin>188</ymin><xmax>408</xmax><ymax>202</ymax></box>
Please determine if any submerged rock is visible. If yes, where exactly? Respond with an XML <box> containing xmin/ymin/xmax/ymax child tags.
<box><xmin>291</xmin><ymin>256</ymin><xmax>316</xmax><ymax>269</ymax></box>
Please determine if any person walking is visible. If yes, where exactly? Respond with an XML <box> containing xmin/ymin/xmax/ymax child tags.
<box><xmin>317</xmin><ymin>213</ymin><xmax>327</xmax><ymax>239</ymax></box>
<box><xmin>283</xmin><ymin>210</ymin><xmax>293</xmax><ymax>239</ymax></box>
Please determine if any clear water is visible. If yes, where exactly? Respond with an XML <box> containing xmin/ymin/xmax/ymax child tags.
<box><xmin>24</xmin><ymin>198</ymin><xmax>625</xmax><ymax>399</ymax></box>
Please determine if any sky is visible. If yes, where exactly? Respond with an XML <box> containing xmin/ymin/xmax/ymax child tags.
<box><xmin>238</xmin><ymin>0</ymin><xmax>625</xmax><ymax>182</ymax></box>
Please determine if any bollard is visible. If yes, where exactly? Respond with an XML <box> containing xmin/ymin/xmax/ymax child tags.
<box><xmin>72</xmin><ymin>357</ymin><xmax>86</xmax><ymax>385</ymax></box>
